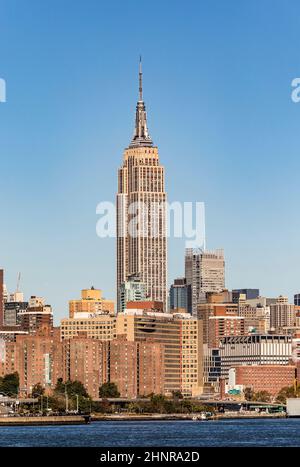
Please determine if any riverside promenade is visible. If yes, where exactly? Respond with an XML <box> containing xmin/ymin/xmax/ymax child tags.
<box><xmin>0</xmin><ymin>410</ymin><xmax>286</xmax><ymax>426</ymax></box>
<box><xmin>91</xmin><ymin>411</ymin><xmax>286</xmax><ymax>422</ymax></box>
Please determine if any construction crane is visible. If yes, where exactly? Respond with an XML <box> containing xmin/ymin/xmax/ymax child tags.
<box><xmin>16</xmin><ymin>272</ymin><xmax>21</xmax><ymax>293</ymax></box>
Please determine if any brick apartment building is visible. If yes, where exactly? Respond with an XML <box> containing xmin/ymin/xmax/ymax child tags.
<box><xmin>234</xmin><ymin>364</ymin><xmax>296</xmax><ymax>395</ymax></box>
<box><xmin>3</xmin><ymin>325</ymin><xmax>62</xmax><ymax>396</ymax></box>
<box><xmin>61</xmin><ymin>334</ymin><xmax>164</xmax><ymax>399</ymax></box>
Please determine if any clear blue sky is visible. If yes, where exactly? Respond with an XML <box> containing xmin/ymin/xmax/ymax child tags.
<box><xmin>1</xmin><ymin>0</ymin><xmax>300</xmax><ymax>322</ymax></box>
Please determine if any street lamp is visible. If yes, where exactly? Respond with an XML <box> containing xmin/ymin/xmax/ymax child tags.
<box><xmin>65</xmin><ymin>385</ymin><xmax>69</xmax><ymax>414</ymax></box>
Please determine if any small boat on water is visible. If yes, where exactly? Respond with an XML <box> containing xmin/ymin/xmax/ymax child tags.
<box><xmin>192</xmin><ymin>412</ymin><xmax>212</xmax><ymax>421</ymax></box>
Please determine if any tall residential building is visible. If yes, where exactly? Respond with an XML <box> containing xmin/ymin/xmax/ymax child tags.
<box><xmin>116</xmin><ymin>60</ymin><xmax>167</xmax><ymax>312</ymax></box>
<box><xmin>69</xmin><ymin>287</ymin><xmax>115</xmax><ymax>318</ymax></box>
<box><xmin>169</xmin><ymin>278</ymin><xmax>192</xmax><ymax>314</ymax></box>
<box><xmin>116</xmin><ymin>310</ymin><xmax>203</xmax><ymax>397</ymax></box>
<box><xmin>62</xmin><ymin>334</ymin><xmax>107</xmax><ymax>400</ymax></box>
<box><xmin>180</xmin><ymin>318</ymin><xmax>203</xmax><ymax>397</ymax></box>
<box><xmin>119</xmin><ymin>274</ymin><xmax>147</xmax><ymax>313</ymax></box>
<box><xmin>108</xmin><ymin>336</ymin><xmax>164</xmax><ymax>398</ymax></box>
<box><xmin>270</xmin><ymin>295</ymin><xmax>296</xmax><ymax>331</ymax></box>
<box><xmin>61</xmin><ymin>333</ymin><xmax>164</xmax><ymax>399</ymax></box>
<box><xmin>4</xmin><ymin>325</ymin><xmax>62</xmax><ymax>396</ymax></box>
<box><xmin>185</xmin><ymin>248</ymin><xmax>225</xmax><ymax>316</ymax></box>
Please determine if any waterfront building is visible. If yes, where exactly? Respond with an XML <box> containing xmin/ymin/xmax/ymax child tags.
<box><xmin>4</xmin><ymin>325</ymin><xmax>61</xmax><ymax>396</ymax></box>
<box><xmin>185</xmin><ymin>248</ymin><xmax>225</xmax><ymax>316</ymax></box>
<box><xmin>270</xmin><ymin>296</ymin><xmax>296</xmax><ymax>332</ymax></box>
<box><xmin>116</xmin><ymin>311</ymin><xmax>180</xmax><ymax>395</ymax></box>
<box><xmin>62</xmin><ymin>334</ymin><xmax>107</xmax><ymax>399</ymax></box>
<box><xmin>69</xmin><ymin>287</ymin><xmax>115</xmax><ymax>318</ymax></box>
<box><xmin>116</xmin><ymin>60</ymin><xmax>167</xmax><ymax>312</ymax></box>
<box><xmin>219</xmin><ymin>334</ymin><xmax>292</xmax><ymax>378</ymax></box>
<box><xmin>136</xmin><ymin>338</ymin><xmax>164</xmax><ymax>397</ymax></box>
<box><xmin>108</xmin><ymin>336</ymin><xmax>164</xmax><ymax>398</ymax></box>
<box><xmin>119</xmin><ymin>274</ymin><xmax>147</xmax><ymax>313</ymax></box>
<box><xmin>231</xmin><ymin>365</ymin><xmax>296</xmax><ymax>396</ymax></box>
<box><xmin>169</xmin><ymin>278</ymin><xmax>192</xmax><ymax>314</ymax></box>
<box><xmin>107</xmin><ymin>337</ymin><xmax>138</xmax><ymax>398</ymax></box>
<box><xmin>61</xmin><ymin>333</ymin><xmax>164</xmax><ymax>399</ymax></box>
<box><xmin>116</xmin><ymin>310</ymin><xmax>203</xmax><ymax>397</ymax></box>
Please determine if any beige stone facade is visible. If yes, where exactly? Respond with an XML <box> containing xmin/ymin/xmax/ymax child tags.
<box><xmin>117</xmin><ymin>63</ymin><xmax>167</xmax><ymax>312</ymax></box>
<box><xmin>60</xmin><ymin>314</ymin><xmax>116</xmax><ymax>341</ymax></box>
<box><xmin>69</xmin><ymin>288</ymin><xmax>115</xmax><ymax>318</ymax></box>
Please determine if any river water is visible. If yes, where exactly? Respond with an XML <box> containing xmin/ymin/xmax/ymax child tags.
<box><xmin>0</xmin><ymin>418</ymin><xmax>300</xmax><ymax>447</ymax></box>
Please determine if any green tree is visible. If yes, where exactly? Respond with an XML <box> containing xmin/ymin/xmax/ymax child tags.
<box><xmin>254</xmin><ymin>390</ymin><xmax>271</xmax><ymax>402</ymax></box>
<box><xmin>244</xmin><ymin>387</ymin><xmax>255</xmax><ymax>401</ymax></box>
<box><xmin>99</xmin><ymin>382</ymin><xmax>120</xmax><ymax>398</ymax></box>
<box><xmin>67</xmin><ymin>380</ymin><xmax>89</xmax><ymax>398</ymax></box>
<box><xmin>276</xmin><ymin>386</ymin><xmax>297</xmax><ymax>404</ymax></box>
<box><xmin>0</xmin><ymin>372</ymin><xmax>19</xmax><ymax>396</ymax></box>
<box><xmin>172</xmin><ymin>390</ymin><xmax>183</xmax><ymax>400</ymax></box>
<box><xmin>54</xmin><ymin>378</ymin><xmax>65</xmax><ymax>394</ymax></box>
<box><xmin>31</xmin><ymin>383</ymin><xmax>45</xmax><ymax>397</ymax></box>
<box><xmin>54</xmin><ymin>379</ymin><xmax>88</xmax><ymax>398</ymax></box>
<box><xmin>150</xmin><ymin>394</ymin><xmax>167</xmax><ymax>414</ymax></box>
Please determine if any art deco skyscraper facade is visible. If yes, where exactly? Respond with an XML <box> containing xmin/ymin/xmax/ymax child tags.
<box><xmin>117</xmin><ymin>61</ymin><xmax>167</xmax><ymax>312</ymax></box>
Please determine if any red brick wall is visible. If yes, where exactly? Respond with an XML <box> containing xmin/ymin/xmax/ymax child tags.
<box><xmin>235</xmin><ymin>365</ymin><xmax>296</xmax><ymax>395</ymax></box>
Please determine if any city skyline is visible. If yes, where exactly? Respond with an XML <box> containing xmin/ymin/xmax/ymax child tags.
<box><xmin>1</xmin><ymin>0</ymin><xmax>300</xmax><ymax>321</ymax></box>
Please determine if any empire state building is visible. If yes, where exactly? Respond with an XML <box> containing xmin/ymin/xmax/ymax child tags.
<box><xmin>117</xmin><ymin>60</ymin><xmax>167</xmax><ymax>312</ymax></box>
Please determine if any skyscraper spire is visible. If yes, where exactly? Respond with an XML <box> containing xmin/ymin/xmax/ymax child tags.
<box><xmin>139</xmin><ymin>55</ymin><xmax>143</xmax><ymax>101</ymax></box>
<box><xmin>129</xmin><ymin>57</ymin><xmax>153</xmax><ymax>148</ymax></box>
